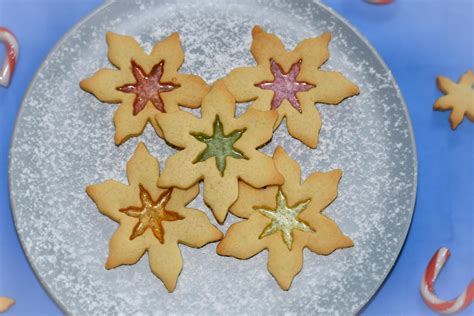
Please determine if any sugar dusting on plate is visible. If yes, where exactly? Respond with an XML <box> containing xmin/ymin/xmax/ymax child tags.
<box><xmin>10</xmin><ymin>0</ymin><xmax>416</xmax><ymax>314</ymax></box>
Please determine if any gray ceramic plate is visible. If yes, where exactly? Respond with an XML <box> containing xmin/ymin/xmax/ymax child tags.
<box><xmin>9</xmin><ymin>0</ymin><xmax>417</xmax><ymax>314</ymax></box>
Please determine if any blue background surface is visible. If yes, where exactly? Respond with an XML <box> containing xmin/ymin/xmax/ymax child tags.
<box><xmin>0</xmin><ymin>0</ymin><xmax>472</xmax><ymax>315</ymax></box>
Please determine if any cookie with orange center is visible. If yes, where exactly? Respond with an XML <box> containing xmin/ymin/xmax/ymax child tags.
<box><xmin>155</xmin><ymin>80</ymin><xmax>284</xmax><ymax>224</ymax></box>
<box><xmin>80</xmin><ymin>32</ymin><xmax>209</xmax><ymax>145</ymax></box>
<box><xmin>86</xmin><ymin>143</ymin><xmax>222</xmax><ymax>292</ymax></box>
<box><xmin>217</xmin><ymin>146</ymin><xmax>353</xmax><ymax>290</ymax></box>
<box><xmin>224</xmin><ymin>26</ymin><xmax>359</xmax><ymax>148</ymax></box>
<box><xmin>433</xmin><ymin>70</ymin><xmax>474</xmax><ymax>129</ymax></box>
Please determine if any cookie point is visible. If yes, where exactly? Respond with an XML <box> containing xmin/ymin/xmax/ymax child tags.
<box><xmin>333</xmin><ymin>168</ymin><xmax>343</xmax><ymax>179</ymax></box>
<box><xmin>322</xmin><ymin>31</ymin><xmax>332</xmax><ymax>42</ymax></box>
<box><xmin>215</xmin><ymin>240</ymin><xmax>227</xmax><ymax>255</ymax></box>
<box><xmin>136</xmin><ymin>142</ymin><xmax>151</xmax><ymax>157</ymax></box>
<box><xmin>85</xmin><ymin>185</ymin><xmax>93</xmax><ymax>196</ymax></box>
<box><xmin>304</xmin><ymin>137</ymin><xmax>318</xmax><ymax>149</ymax></box>
<box><xmin>114</xmin><ymin>132</ymin><xmax>127</xmax><ymax>146</ymax></box>
<box><xmin>435</xmin><ymin>75</ymin><xmax>445</xmax><ymax>88</ymax></box>
<box><xmin>352</xmin><ymin>83</ymin><xmax>361</xmax><ymax>95</ymax></box>
<box><xmin>273</xmin><ymin>146</ymin><xmax>292</xmax><ymax>162</ymax></box>
<box><xmin>252</xmin><ymin>25</ymin><xmax>264</xmax><ymax>37</ymax></box>
<box><xmin>214</xmin><ymin>211</ymin><xmax>228</xmax><ymax>225</ymax></box>
<box><xmin>276</xmin><ymin>278</ymin><xmax>292</xmax><ymax>291</ymax></box>
<box><xmin>104</xmin><ymin>260</ymin><xmax>115</xmax><ymax>270</ymax></box>
<box><xmin>79</xmin><ymin>78</ymin><xmax>88</xmax><ymax>90</ymax></box>
<box><xmin>212</xmin><ymin>79</ymin><xmax>227</xmax><ymax>91</ymax></box>
<box><xmin>156</xmin><ymin>178</ymin><xmax>170</xmax><ymax>189</ymax></box>
<box><xmin>343</xmin><ymin>235</ymin><xmax>354</xmax><ymax>248</ymax></box>
<box><xmin>449</xmin><ymin>119</ymin><xmax>460</xmax><ymax>130</ymax></box>
<box><xmin>105</xmin><ymin>31</ymin><xmax>118</xmax><ymax>43</ymax></box>
<box><xmin>216</xmin><ymin>229</ymin><xmax>224</xmax><ymax>240</ymax></box>
<box><xmin>0</xmin><ymin>297</ymin><xmax>15</xmax><ymax>312</ymax></box>
<box><xmin>164</xmin><ymin>281</ymin><xmax>177</xmax><ymax>293</ymax></box>
<box><xmin>273</xmin><ymin>145</ymin><xmax>285</xmax><ymax>156</ymax></box>
<box><xmin>136</xmin><ymin>141</ymin><xmax>147</xmax><ymax>151</ymax></box>
<box><xmin>169</xmin><ymin>32</ymin><xmax>181</xmax><ymax>42</ymax></box>
<box><xmin>274</xmin><ymin>172</ymin><xmax>285</xmax><ymax>186</ymax></box>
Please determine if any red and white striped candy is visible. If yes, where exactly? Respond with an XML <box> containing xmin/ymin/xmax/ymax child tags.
<box><xmin>365</xmin><ymin>0</ymin><xmax>394</xmax><ymax>4</ymax></box>
<box><xmin>0</xmin><ymin>27</ymin><xmax>19</xmax><ymax>87</ymax></box>
<box><xmin>420</xmin><ymin>247</ymin><xmax>474</xmax><ymax>313</ymax></box>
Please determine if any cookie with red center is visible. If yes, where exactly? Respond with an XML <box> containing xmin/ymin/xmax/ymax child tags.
<box><xmin>86</xmin><ymin>143</ymin><xmax>222</xmax><ymax>292</ymax></box>
<box><xmin>224</xmin><ymin>26</ymin><xmax>359</xmax><ymax>148</ymax></box>
<box><xmin>80</xmin><ymin>32</ymin><xmax>209</xmax><ymax>145</ymax></box>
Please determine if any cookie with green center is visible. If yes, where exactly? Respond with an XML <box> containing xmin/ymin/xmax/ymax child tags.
<box><xmin>80</xmin><ymin>32</ymin><xmax>209</xmax><ymax>145</ymax></box>
<box><xmin>155</xmin><ymin>80</ymin><xmax>284</xmax><ymax>224</ymax></box>
<box><xmin>224</xmin><ymin>25</ymin><xmax>359</xmax><ymax>148</ymax></box>
<box><xmin>86</xmin><ymin>142</ymin><xmax>222</xmax><ymax>292</ymax></box>
<box><xmin>217</xmin><ymin>146</ymin><xmax>353</xmax><ymax>290</ymax></box>
<box><xmin>192</xmin><ymin>117</ymin><xmax>247</xmax><ymax>175</ymax></box>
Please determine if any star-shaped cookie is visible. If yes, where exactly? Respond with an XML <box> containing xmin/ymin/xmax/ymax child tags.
<box><xmin>217</xmin><ymin>146</ymin><xmax>353</xmax><ymax>290</ymax></box>
<box><xmin>86</xmin><ymin>143</ymin><xmax>222</xmax><ymax>292</ymax></box>
<box><xmin>433</xmin><ymin>70</ymin><xmax>474</xmax><ymax>129</ymax></box>
<box><xmin>155</xmin><ymin>80</ymin><xmax>284</xmax><ymax>224</ymax></box>
<box><xmin>80</xmin><ymin>32</ymin><xmax>209</xmax><ymax>144</ymax></box>
<box><xmin>224</xmin><ymin>26</ymin><xmax>359</xmax><ymax>148</ymax></box>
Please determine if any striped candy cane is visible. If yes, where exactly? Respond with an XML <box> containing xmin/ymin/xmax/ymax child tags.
<box><xmin>0</xmin><ymin>27</ymin><xmax>19</xmax><ymax>87</ymax></box>
<box><xmin>365</xmin><ymin>0</ymin><xmax>394</xmax><ymax>4</ymax></box>
<box><xmin>420</xmin><ymin>247</ymin><xmax>474</xmax><ymax>313</ymax></box>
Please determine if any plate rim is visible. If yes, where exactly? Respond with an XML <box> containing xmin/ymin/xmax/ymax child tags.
<box><xmin>8</xmin><ymin>1</ymin><xmax>115</xmax><ymax>313</ymax></box>
<box><xmin>315</xmin><ymin>1</ymin><xmax>418</xmax><ymax>313</ymax></box>
<box><xmin>8</xmin><ymin>0</ymin><xmax>418</xmax><ymax>314</ymax></box>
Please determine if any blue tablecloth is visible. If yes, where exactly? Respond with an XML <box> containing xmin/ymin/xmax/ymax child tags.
<box><xmin>0</xmin><ymin>0</ymin><xmax>472</xmax><ymax>314</ymax></box>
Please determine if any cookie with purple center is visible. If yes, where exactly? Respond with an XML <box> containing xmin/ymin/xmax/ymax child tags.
<box><xmin>80</xmin><ymin>32</ymin><xmax>209</xmax><ymax>145</ymax></box>
<box><xmin>224</xmin><ymin>26</ymin><xmax>359</xmax><ymax>148</ymax></box>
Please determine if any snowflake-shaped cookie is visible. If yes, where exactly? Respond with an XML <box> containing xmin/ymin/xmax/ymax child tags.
<box><xmin>224</xmin><ymin>26</ymin><xmax>359</xmax><ymax>148</ymax></box>
<box><xmin>80</xmin><ymin>32</ymin><xmax>209</xmax><ymax>144</ymax></box>
<box><xmin>434</xmin><ymin>70</ymin><xmax>474</xmax><ymax>129</ymax></box>
<box><xmin>217</xmin><ymin>146</ymin><xmax>353</xmax><ymax>290</ymax></box>
<box><xmin>86</xmin><ymin>143</ymin><xmax>222</xmax><ymax>292</ymax></box>
<box><xmin>155</xmin><ymin>80</ymin><xmax>284</xmax><ymax>224</ymax></box>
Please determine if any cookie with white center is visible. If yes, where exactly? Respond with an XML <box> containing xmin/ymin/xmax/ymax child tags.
<box><xmin>217</xmin><ymin>146</ymin><xmax>353</xmax><ymax>290</ymax></box>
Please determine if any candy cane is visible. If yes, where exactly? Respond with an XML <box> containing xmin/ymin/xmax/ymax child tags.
<box><xmin>365</xmin><ymin>0</ymin><xmax>394</xmax><ymax>4</ymax></box>
<box><xmin>0</xmin><ymin>27</ymin><xmax>19</xmax><ymax>87</ymax></box>
<box><xmin>420</xmin><ymin>247</ymin><xmax>474</xmax><ymax>313</ymax></box>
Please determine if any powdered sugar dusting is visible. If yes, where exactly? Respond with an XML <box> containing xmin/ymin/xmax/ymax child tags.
<box><xmin>10</xmin><ymin>0</ymin><xmax>416</xmax><ymax>315</ymax></box>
